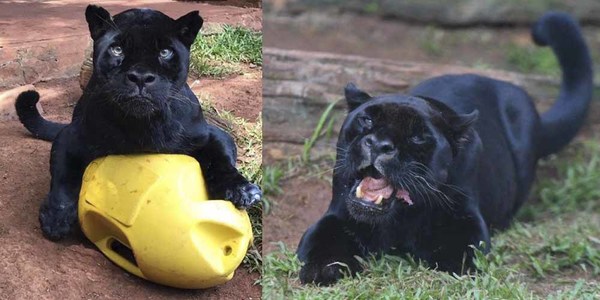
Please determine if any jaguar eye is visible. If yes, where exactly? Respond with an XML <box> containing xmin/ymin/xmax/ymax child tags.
<box><xmin>159</xmin><ymin>48</ymin><xmax>173</xmax><ymax>59</ymax></box>
<box><xmin>109</xmin><ymin>46</ymin><xmax>123</xmax><ymax>57</ymax></box>
<box><xmin>358</xmin><ymin>116</ymin><xmax>373</xmax><ymax>129</ymax></box>
<box><xmin>410</xmin><ymin>134</ymin><xmax>428</xmax><ymax>145</ymax></box>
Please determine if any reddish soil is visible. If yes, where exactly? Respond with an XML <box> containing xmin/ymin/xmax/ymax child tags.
<box><xmin>263</xmin><ymin>177</ymin><xmax>330</xmax><ymax>253</ymax></box>
<box><xmin>0</xmin><ymin>1</ymin><xmax>262</xmax><ymax>299</ymax></box>
<box><xmin>192</xmin><ymin>67</ymin><xmax>263</xmax><ymax>121</ymax></box>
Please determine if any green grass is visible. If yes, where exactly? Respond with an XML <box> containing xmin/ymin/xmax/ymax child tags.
<box><xmin>506</xmin><ymin>44</ymin><xmax>560</xmax><ymax>76</ymax></box>
<box><xmin>302</xmin><ymin>100</ymin><xmax>339</xmax><ymax>163</ymax></box>
<box><xmin>263</xmin><ymin>165</ymin><xmax>284</xmax><ymax>196</ymax></box>
<box><xmin>363</xmin><ymin>2</ymin><xmax>380</xmax><ymax>14</ymax></box>
<box><xmin>537</xmin><ymin>143</ymin><xmax>600</xmax><ymax>215</ymax></box>
<box><xmin>419</xmin><ymin>26</ymin><xmax>445</xmax><ymax>58</ymax></box>
<box><xmin>262</xmin><ymin>142</ymin><xmax>600</xmax><ymax>298</ymax></box>
<box><xmin>497</xmin><ymin>217</ymin><xmax>600</xmax><ymax>279</ymax></box>
<box><xmin>198</xmin><ymin>95</ymin><xmax>263</xmax><ymax>273</ymax></box>
<box><xmin>262</xmin><ymin>165</ymin><xmax>285</xmax><ymax>215</ymax></box>
<box><xmin>262</xmin><ymin>98</ymin><xmax>339</xmax><ymax>201</ymax></box>
<box><xmin>263</xmin><ymin>216</ymin><xmax>600</xmax><ymax>299</ymax></box>
<box><xmin>519</xmin><ymin>142</ymin><xmax>600</xmax><ymax>220</ymax></box>
<box><xmin>261</xmin><ymin>100</ymin><xmax>341</xmax><ymax>208</ymax></box>
<box><xmin>190</xmin><ymin>25</ymin><xmax>262</xmax><ymax>78</ymax></box>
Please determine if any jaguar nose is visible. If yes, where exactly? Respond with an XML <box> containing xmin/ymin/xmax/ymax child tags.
<box><xmin>362</xmin><ymin>134</ymin><xmax>396</xmax><ymax>156</ymax></box>
<box><xmin>126</xmin><ymin>70</ymin><xmax>156</xmax><ymax>90</ymax></box>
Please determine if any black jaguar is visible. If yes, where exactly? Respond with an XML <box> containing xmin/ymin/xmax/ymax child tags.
<box><xmin>297</xmin><ymin>12</ymin><xmax>593</xmax><ymax>285</ymax></box>
<box><xmin>15</xmin><ymin>5</ymin><xmax>261</xmax><ymax>241</ymax></box>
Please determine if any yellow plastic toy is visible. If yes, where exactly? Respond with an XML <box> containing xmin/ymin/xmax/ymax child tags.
<box><xmin>78</xmin><ymin>154</ymin><xmax>253</xmax><ymax>289</ymax></box>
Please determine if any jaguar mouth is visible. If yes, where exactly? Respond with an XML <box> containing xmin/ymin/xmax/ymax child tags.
<box><xmin>123</xmin><ymin>96</ymin><xmax>154</xmax><ymax>105</ymax></box>
<box><xmin>350</xmin><ymin>167</ymin><xmax>413</xmax><ymax>210</ymax></box>
<box><xmin>119</xmin><ymin>96</ymin><xmax>157</xmax><ymax>116</ymax></box>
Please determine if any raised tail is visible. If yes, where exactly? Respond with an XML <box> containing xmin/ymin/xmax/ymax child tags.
<box><xmin>15</xmin><ymin>91</ymin><xmax>67</xmax><ymax>141</ymax></box>
<box><xmin>532</xmin><ymin>12</ymin><xmax>593</xmax><ymax>158</ymax></box>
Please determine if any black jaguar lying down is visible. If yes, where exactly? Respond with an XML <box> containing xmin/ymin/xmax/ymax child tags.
<box><xmin>297</xmin><ymin>12</ymin><xmax>593</xmax><ymax>285</ymax></box>
<box><xmin>15</xmin><ymin>5</ymin><xmax>261</xmax><ymax>241</ymax></box>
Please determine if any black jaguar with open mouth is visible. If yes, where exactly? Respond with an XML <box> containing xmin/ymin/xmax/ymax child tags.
<box><xmin>296</xmin><ymin>12</ymin><xmax>593</xmax><ymax>286</ymax></box>
<box><xmin>347</xmin><ymin>153</ymin><xmax>416</xmax><ymax>225</ymax></box>
<box><xmin>339</xmin><ymin>95</ymin><xmax>466</xmax><ymax>225</ymax></box>
<box><xmin>349</xmin><ymin>167</ymin><xmax>413</xmax><ymax>214</ymax></box>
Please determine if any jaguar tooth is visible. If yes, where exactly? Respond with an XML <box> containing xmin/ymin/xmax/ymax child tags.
<box><xmin>356</xmin><ymin>185</ymin><xmax>364</xmax><ymax>198</ymax></box>
<box><xmin>375</xmin><ymin>195</ymin><xmax>384</xmax><ymax>205</ymax></box>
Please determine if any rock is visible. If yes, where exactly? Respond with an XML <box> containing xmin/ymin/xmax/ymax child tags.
<box><xmin>0</xmin><ymin>84</ymin><xmax>38</xmax><ymax>121</ymax></box>
<box><xmin>0</xmin><ymin>37</ymin><xmax>87</xmax><ymax>90</ymax></box>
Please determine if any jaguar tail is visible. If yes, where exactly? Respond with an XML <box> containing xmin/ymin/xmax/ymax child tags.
<box><xmin>532</xmin><ymin>12</ymin><xmax>593</xmax><ymax>157</ymax></box>
<box><xmin>15</xmin><ymin>90</ymin><xmax>67</xmax><ymax>142</ymax></box>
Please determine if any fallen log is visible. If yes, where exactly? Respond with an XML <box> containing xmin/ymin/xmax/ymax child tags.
<box><xmin>263</xmin><ymin>47</ymin><xmax>599</xmax><ymax>145</ymax></box>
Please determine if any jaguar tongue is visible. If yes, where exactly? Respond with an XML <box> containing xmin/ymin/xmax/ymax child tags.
<box><xmin>355</xmin><ymin>177</ymin><xmax>394</xmax><ymax>204</ymax></box>
<box><xmin>396</xmin><ymin>189</ymin><xmax>414</xmax><ymax>206</ymax></box>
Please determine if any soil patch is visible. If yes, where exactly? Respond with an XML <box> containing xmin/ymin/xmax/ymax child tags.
<box><xmin>263</xmin><ymin>177</ymin><xmax>331</xmax><ymax>253</ymax></box>
<box><xmin>193</xmin><ymin>68</ymin><xmax>263</xmax><ymax>122</ymax></box>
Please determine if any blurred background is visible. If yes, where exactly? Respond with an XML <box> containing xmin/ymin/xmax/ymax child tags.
<box><xmin>262</xmin><ymin>1</ymin><xmax>600</xmax><ymax>298</ymax></box>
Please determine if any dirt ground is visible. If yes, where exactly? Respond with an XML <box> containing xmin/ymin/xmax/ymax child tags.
<box><xmin>0</xmin><ymin>1</ymin><xmax>262</xmax><ymax>299</ymax></box>
<box><xmin>263</xmin><ymin>177</ymin><xmax>330</xmax><ymax>253</ymax></box>
<box><xmin>194</xmin><ymin>66</ymin><xmax>262</xmax><ymax>121</ymax></box>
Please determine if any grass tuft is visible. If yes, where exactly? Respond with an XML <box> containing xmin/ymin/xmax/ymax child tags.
<box><xmin>519</xmin><ymin>142</ymin><xmax>600</xmax><ymax>220</ymax></box>
<box><xmin>263</xmin><ymin>213</ymin><xmax>600</xmax><ymax>299</ymax></box>
<box><xmin>506</xmin><ymin>44</ymin><xmax>560</xmax><ymax>75</ymax></box>
<box><xmin>190</xmin><ymin>25</ymin><xmax>262</xmax><ymax>78</ymax></box>
<box><xmin>302</xmin><ymin>100</ymin><xmax>339</xmax><ymax>163</ymax></box>
<box><xmin>263</xmin><ymin>165</ymin><xmax>284</xmax><ymax>196</ymax></box>
<box><xmin>263</xmin><ymin>246</ymin><xmax>531</xmax><ymax>299</ymax></box>
<box><xmin>419</xmin><ymin>26</ymin><xmax>445</xmax><ymax>57</ymax></box>
<box><xmin>537</xmin><ymin>143</ymin><xmax>600</xmax><ymax>214</ymax></box>
<box><xmin>262</xmin><ymin>165</ymin><xmax>285</xmax><ymax>215</ymax></box>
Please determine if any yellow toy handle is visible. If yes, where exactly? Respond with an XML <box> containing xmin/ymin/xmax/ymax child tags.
<box><xmin>99</xmin><ymin>237</ymin><xmax>145</xmax><ymax>279</ymax></box>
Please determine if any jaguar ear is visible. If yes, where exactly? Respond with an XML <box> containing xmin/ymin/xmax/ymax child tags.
<box><xmin>344</xmin><ymin>83</ymin><xmax>372</xmax><ymax>112</ymax></box>
<box><xmin>449</xmin><ymin>109</ymin><xmax>479</xmax><ymax>141</ymax></box>
<box><xmin>85</xmin><ymin>5</ymin><xmax>112</xmax><ymax>41</ymax></box>
<box><xmin>175</xmin><ymin>11</ymin><xmax>204</xmax><ymax>47</ymax></box>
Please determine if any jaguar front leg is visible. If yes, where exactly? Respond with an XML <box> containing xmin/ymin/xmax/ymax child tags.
<box><xmin>192</xmin><ymin>125</ymin><xmax>261</xmax><ymax>209</ymax></box>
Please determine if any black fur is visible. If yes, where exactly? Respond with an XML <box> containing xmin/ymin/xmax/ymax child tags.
<box><xmin>15</xmin><ymin>5</ymin><xmax>261</xmax><ymax>241</ymax></box>
<box><xmin>297</xmin><ymin>12</ymin><xmax>593</xmax><ymax>285</ymax></box>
